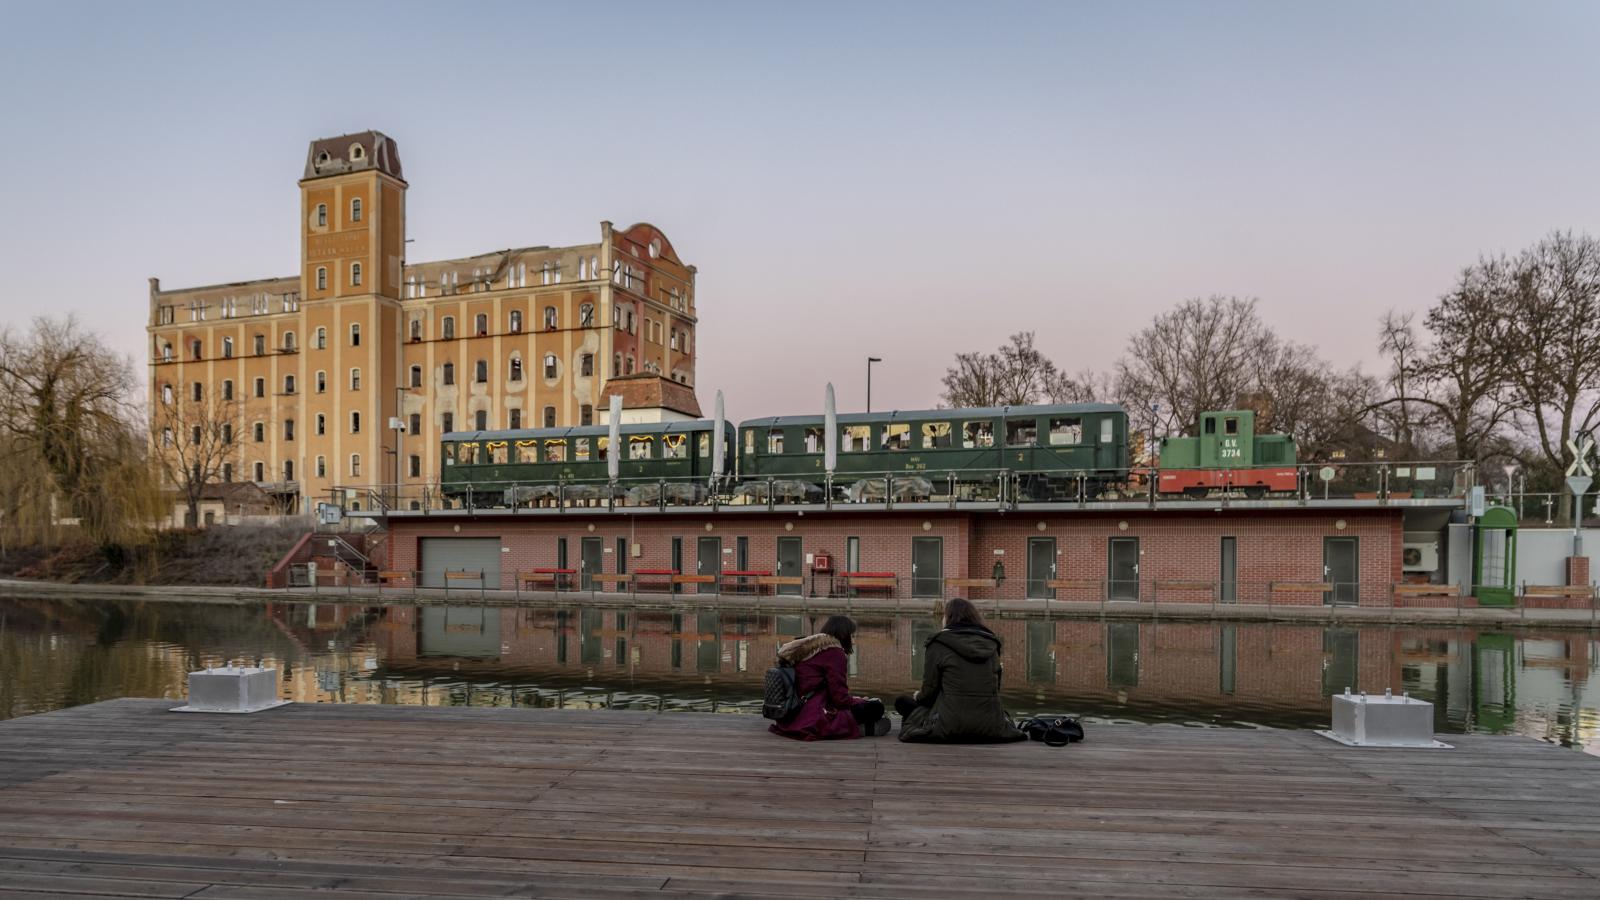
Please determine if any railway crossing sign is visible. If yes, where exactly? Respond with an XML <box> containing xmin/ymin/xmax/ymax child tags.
<box><xmin>1567</xmin><ymin>475</ymin><xmax>1593</xmax><ymax>500</ymax></box>
<box><xmin>1565</xmin><ymin>436</ymin><xmax>1594</xmax><ymax>477</ymax></box>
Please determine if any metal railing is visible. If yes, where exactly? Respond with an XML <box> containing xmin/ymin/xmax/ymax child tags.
<box><xmin>330</xmin><ymin>459</ymin><xmax>1474</xmax><ymax>517</ymax></box>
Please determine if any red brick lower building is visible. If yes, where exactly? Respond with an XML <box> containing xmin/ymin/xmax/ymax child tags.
<box><xmin>382</xmin><ymin>506</ymin><xmax>1414</xmax><ymax>606</ymax></box>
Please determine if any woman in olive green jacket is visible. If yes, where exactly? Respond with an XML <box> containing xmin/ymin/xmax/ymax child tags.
<box><xmin>895</xmin><ymin>598</ymin><xmax>1026</xmax><ymax>743</ymax></box>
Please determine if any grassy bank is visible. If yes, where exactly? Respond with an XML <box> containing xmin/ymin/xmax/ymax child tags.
<box><xmin>0</xmin><ymin>525</ymin><xmax>305</xmax><ymax>587</ymax></box>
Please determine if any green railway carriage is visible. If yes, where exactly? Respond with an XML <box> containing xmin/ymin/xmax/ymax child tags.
<box><xmin>737</xmin><ymin>403</ymin><xmax>1129</xmax><ymax>500</ymax></box>
<box><xmin>441</xmin><ymin>420</ymin><xmax>734</xmax><ymax>505</ymax></box>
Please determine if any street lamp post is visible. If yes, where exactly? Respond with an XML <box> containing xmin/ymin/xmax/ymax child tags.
<box><xmin>866</xmin><ymin>357</ymin><xmax>882</xmax><ymax>413</ymax></box>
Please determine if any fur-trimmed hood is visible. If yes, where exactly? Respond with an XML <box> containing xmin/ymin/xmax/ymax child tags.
<box><xmin>776</xmin><ymin>633</ymin><xmax>842</xmax><ymax>665</ymax></box>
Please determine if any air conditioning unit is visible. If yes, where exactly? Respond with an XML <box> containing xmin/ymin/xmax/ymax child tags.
<box><xmin>1402</xmin><ymin>542</ymin><xmax>1439</xmax><ymax>572</ymax></box>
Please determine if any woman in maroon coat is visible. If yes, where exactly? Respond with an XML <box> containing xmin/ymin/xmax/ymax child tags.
<box><xmin>769</xmin><ymin>616</ymin><xmax>890</xmax><ymax>740</ymax></box>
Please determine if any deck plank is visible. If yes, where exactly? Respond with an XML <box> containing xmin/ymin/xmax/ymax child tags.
<box><xmin>0</xmin><ymin>698</ymin><xmax>1596</xmax><ymax>898</ymax></box>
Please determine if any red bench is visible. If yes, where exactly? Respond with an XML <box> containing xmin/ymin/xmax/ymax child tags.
<box><xmin>840</xmin><ymin>571</ymin><xmax>897</xmax><ymax>596</ymax></box>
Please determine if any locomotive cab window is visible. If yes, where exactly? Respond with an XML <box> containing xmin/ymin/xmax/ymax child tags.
<box><xmin>1048</xmin><ymin>417</ymin><xmax>1083</xmax><ymax>445</ymax></box>
<box><xmin>767</xmin><ymin>430</ymin><xmax>784</xmax><ymax>454</ymax></box>
<box><xmin>804</xmin><ymin>427</ymin><xmax>825</xmax><ymax>453</ymax></box>
<box><xmin>1100</xmin><ymin>418</ymin><xmax>1114</xmax><ymax>443</ymax></box>
<box><xmin>515</xmin><ymin>441</ymin><xmax>537</xmax><ymax>463</ymax></box>
<box><xmin>544</xmin><ymin>439</ymin><xmax>566</xmax><ymax>463</ymax></box>
<box><xmin>963</xmin><ymin>421</ymin><xmax>994</xmax><ymax>449</ymax></box>
<box><xmin>664</xmin><ymin>434</ymin><xmax>687</xmax><ymax>459</ymax></box>
<box><xmin>629</xmin><ymin>436</ymin><xmax>653</xmax><ymax>460</ymax></box>
<box><xmin>842</xmin><ymin>425</ymin><xmax>871</xmax><ymax>452</ymax></box>
<box><xmin>1006</xmin><ymin>420</ymin><xmax>1037</xmax><ymax>446</ymax></box>
<box><xmin>883</xmin><ymin>423</ymin><xmax>912</xmax><ymax>450</ymax></box>
<box><xmin>922</xmin><ymin>422</ymin><xmax>952</xmax><ymax>449</ymax></box>
<box><xmin>575</xmin><ymin>438</ymin><xmax>591</xmax><ymax>461</ymax></box>
<box><xmin>1225</xmin><ymin>417</ymin><xmax>1239</xmax><ymax>435</ymax></box>
<box><xmin>1204</xmin><ymin>418</ymin><xmax>1216</xmax><ymax>435</ymax></box>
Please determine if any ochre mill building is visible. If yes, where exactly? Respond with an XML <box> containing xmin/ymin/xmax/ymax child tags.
<box><xmin>148</xmin><ymin>130</ymin><xmax>700</xmax><ymax>522</ymax></box>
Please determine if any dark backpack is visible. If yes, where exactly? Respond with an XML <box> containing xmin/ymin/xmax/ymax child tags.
<box><xmin>762</xmin><ymin>661</ymin><xmax>809</xmax><ymax>721</ymax></box>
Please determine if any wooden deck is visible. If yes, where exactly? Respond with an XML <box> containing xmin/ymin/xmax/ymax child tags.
<box><xmin>0</xmin><ymin>700</ymin><xmax>1597</xmax><ymax>898</ymax></box>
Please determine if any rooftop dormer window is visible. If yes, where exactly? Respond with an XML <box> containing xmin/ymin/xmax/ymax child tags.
<box><xmin>315</xmin><ymin>150</ymin><xmax>329</xmax><ymax>171</ymax></box>
<box><xmin>349</xmin><ymin>143</ymin><xmax>365</xmax><ymax>161</ymax></box>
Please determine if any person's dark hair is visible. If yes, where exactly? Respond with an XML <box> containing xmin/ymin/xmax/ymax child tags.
<box><xmin>819</xmin><ymin>615</ymin><xmax>856</xmax><ymax>654</ymax></box>
<box><xmin>944</xmin><ymin>597</ymin><xmax>984</xmax><ymax>629</ymax></box>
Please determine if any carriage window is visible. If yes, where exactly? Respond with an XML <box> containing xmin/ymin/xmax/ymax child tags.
<box><xmin>488</xmin><ymin>441</ymin><xmax>509</xmax><ymax>465</ymax></box>
<box><xmin>767</xmin><ymin>430</ymin><xmax>784</xmax><ymax>454</ymax></box>
<box><xmin>544</xmin><ymin>439</ymin><xmax>567</xmax><ymax>463</ymax></box>
<box><xmin>663</xmin><ymin>434</ymin><xmax>687</xmax><ymax>459</ymax></box>
<box><xmin>515</xmin><ymin>440</ymin><xmax>538</xmax><ymax>463</ymax></box>
<box><xmin>443</xmin><ymin>443</ymin><xmax>455</xmax><ymax>465</ymax></box>
<box><xmin>458</xmin><ymin>442</ymin><xmax>480</xmax><ymax>464</ymax></box>
<box><xmin>963</xmin><ymin>421</ymin><xmax>995</xmax><ymax>449</ymax></box>
<box><xmin>804</xmin><ymin>427</ymin><xmax>825</xmax><ymax>453</ymax></box>
<box><xmin>1225</xmin><ymin>417</ymin><xmax>1239</xmax><ymax>435</ymax></box>
<box><xmin>744</xmin><ymin>429</ymin><xmax>756</xmax><ymax>455</ymax></box>
<box><xmin>1048</xmin><ymin>417</ymin><xmax>1083</xmax><ymax>446</ymax></box>
<box><xmin>575</xmin><ymin>438</ymin><xmax>590</xmax><ymax>461</ymax></box>
<box><xmin>698</xmin><ymin>433</ymin><xmax>710</xmax><ymax>456</ymax></box>
<box><xmin>922</xmin><ymin>422</ymin><xmax>952</xmax><ymax>449</ymax></box>
<box><xmin>629</xmin><ymin>436</ymin><xmax>653</xmax><ymax>460</ymax></box>
<box><xmin>882</xmin><ymin>423</ymin><xmax>912</xmax><ymax>450</ymax></box>
<box><xmin>597</xmin><ymin>436</ymin><xmax>609</xmax><ymax>461</ymax></box>
<box><xmin>1006</xmin><ymin>420</ymin><xmax>1037</xmax><ymax>446</ymax></box>
<box><xmin>842</xmin><ymin>425</ymin><xmax>871</xmax><ymax>452</ymax></box>
<box><xmin>1100</xmin><ymin>418</ymin><xmax>1114</xmax><ymax>443</ymax></box>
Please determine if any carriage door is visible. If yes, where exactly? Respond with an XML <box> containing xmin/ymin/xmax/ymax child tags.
<box><xmin>697</xmin><ymin>536</ymin><xmax>722</xmax><ymax>594</ymax></box>
<box><xmin>1108</xmin><ymin>537</ymin><xmax>1140</xmax><ymax>601</ymax></box>
<box><xmin>912</xmin><ymin>537</ymin><xmax>943</xmax><ymax>598</ymax></box>
<box><xmin>1324</xmin><ymin>538</ymin><xmax>1358</xmax><ymax>606</ymax></box>
<box><xmin>1027</xmin><ymin>537</ymin><xmax>1056</xmax><ymax>600</ymax></box>
<box><xmin>776</xmin><ymin>537</ymin><xmax>803</xmax><ymax>596</ymax></box>
<box><xmin>580</xmin><ymin>537</ymin><xmax>602</xmax><ymax>590</ymax></box>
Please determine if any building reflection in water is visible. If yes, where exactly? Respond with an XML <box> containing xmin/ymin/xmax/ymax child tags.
<box><xmin>1</xmin><ymin>596</ymin><xmax>1598</xmax><ymax>752</ymax></box>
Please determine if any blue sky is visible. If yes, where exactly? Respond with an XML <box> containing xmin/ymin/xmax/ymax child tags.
<box><xmin>2</xmin><ymin>1</ymin><xmax>1597</xmax><ymax>420</ymax></box>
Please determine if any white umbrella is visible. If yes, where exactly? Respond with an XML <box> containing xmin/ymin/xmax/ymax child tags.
<box><xmin>712</xmin><ymin>390</ymin><xmax>725</xmax><ymax>478</ymax></box>
<box><xmin>607</xmin><ymin>394</ymin><xmax>622</xmax><ymax>481</ymax></box>
<box><xmin>824</xmin><ymin>382</ymin><xmax>837</xmax><ymax>474</ymax></box>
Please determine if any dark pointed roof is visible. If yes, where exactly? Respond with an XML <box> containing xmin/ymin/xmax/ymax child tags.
<box><xmin>303</xmin><ymin>131</ymin><xmax>403</xmax><ymax>182</ymax></box>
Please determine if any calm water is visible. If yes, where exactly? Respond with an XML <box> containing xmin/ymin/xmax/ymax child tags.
<box><xmin>3</xmin><ymin>595</ymin><xmax>1598</xmax><ymax>752</ymax></box>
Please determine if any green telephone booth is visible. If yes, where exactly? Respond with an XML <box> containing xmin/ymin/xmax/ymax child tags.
<box><xmin>1472</xmin><ymin>505</ymin><xmax>1518</xmax><ymax>607</ymax></box>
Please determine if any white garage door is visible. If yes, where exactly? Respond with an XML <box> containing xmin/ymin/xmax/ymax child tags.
<box><xmin>419</xmin><ymin>537</ymin><xmax>502</xmax><ymax>588</ymax></box>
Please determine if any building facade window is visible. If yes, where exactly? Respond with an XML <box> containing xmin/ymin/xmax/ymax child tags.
<box><xmin>442</xmin><ymin>412</ymin><xmax>453</xmax><ymax>433</ymax></box>
<box><xmin>161</xmin><ymin>383</ymin><xmax>173</xmax><ymax>404</ymax></box>
<box><xmin>316</xmin><ymin>203</ymin><xmax>326</xmax><ymax>227</ymax></box>
<box><xmin>544</xmin><ymin>353</ymin><xmax>558</xmax><ymax>379</ymax></box>
<box><xmin>252</xmin><ymin>335</ymin><xmax>264</xmax><ymax>355</ymax></box>
<box><xmin>350</xmin><ymin>454</ymin><xmax>361</xmax><ymax>477</ymax></box>
<box><xmin>473</xmin><ymin>313</ymin><xmax>488</xmax><ymax>336</ymax></box>
<box><xmin>316</xmin><ymin>267</ymin><xmax>327</xmax><ymax>290</ymax></box>
<box><xmin>408</xmin><ymin>455</ymin><xmax>421</xmax><ymax>477</ymax></box>
<box><xmin>350</xmin><ymin>262</ymin><xmax>362</xmax><ymax>287</ymax></box>
<box><xmin>283</xmin><ymin>374</ymin><xmax>295</xmax><ymax>394</ymax></box>
<box><xmin>283</xmin><ymin>331</ymin><xmax>295</xmax><ymax>351</ymax></box>
<box><xmin>316</xmin><ymin>414</ymin><xmax>325</xmax><ymax>436</ymax></box>
<box><xmin>222</xmin><ymin>463</ymin><xmax>232</xmax><ymax>482</ymax></box>
<box><xmin>316</xmin><ymin>371</ymin><xmax>326</xmax><ymax>393</ymax></box>
<box><xmin>222</xmin><ymin>379</ymin><xmax>233</xmax><ymax>400</ymax></box>
<box><xmin>222</xmin><ymin>337</ymin><xmax>233</xmax><ymax>358</ymax></box>
<box><xmin>191</xmin><ymin>338</ymin><xmax>203</xmax><ymax>359</ymax></box>
<box><xmin>191</xmin><ymin>382</ymin><xmax>203</xmax><ymax>402</ymax></box>
<box><xmin>190</xmin><ymin>425</ymin><xmax>201</xmax><ymax>445</ymax></box>
<box><xmin>350</xmin><ymin>323</ymin><xmax>360</xmax><ymax>346</ymax></box>
<box><xmin>475</xmin><ymin>410</ymin><xmax>488</xmax><ymax>430</ymax></box>
<box><xmin>350</xmin><ymin>368</ymin><xmax>361</xmax><ymax>390</ymax></box>
<box><xmin>409</xmin><ymin>318</ymin><xmax>422</xmax><ymax>341</ymax></box>
<box><xmin>350</xmin><ymin>411</ymin><xmax>361</xmax><ymax>433</ymax></box>
<box><xmin>544</xmin><ymin>306</ymin><xmax>557</xmax><ymax>330</ymax></box>
<box><xmin>443</xmin><ymin>362</ymin><xmax>454</xmax><ymax>385</ymax></box>
<box><xmin>509</xmin><ymin>357</ymin><xmax>523</xmax><ymax>381</ymax></box>
<box><xmin>579</xmin><ymin>303</ymin><xmax>594</xmax><ymax>326</ymax></box>
<box><xmin>408</xmin><ymin>413</ymin><xmax>421</xmax><ymax>435</ymax></box>
<box><xmin>543</xmin><ymin>406</ymin><xmax>556</xmax><ymax>428</ymax></box>
<box><xmin>509</xmin><ymin>310</ymin><xmax>522</xmax><ymax>333</ymax></box>
<box><xmin>409</xmin><ymin>364</ymin><xmax>422</xmax><ymax>387</ymax></box>
<box><xmin>253</xmin><ymin>422</ymin><xmax>264</xmax><ymax>442</ymax></box>
<box><xmin>580</xmin><ymin>353</ymin><xmax>593</xmax><ymax>377</ymax></box>
<box><xmin>509</xmin><ymin>408</ymin><xmax>522</xmax><ymax>429</ymax></box>
<box><xmin>580</xmin><ymin>404</ymin><xmax>593</xmax><ymax>426</ymax></box>
<box><xmin>222</xmin><ymin>423</ymin><xmax>232</xmax><ymax>444</ymax></box>
<box><xmin>316</xmin><ymin>456</ymin><xmax>327</xmax><ymax>478</ymax></box>
<box><xmin>315</xmin><ymin>327</ymin><xmax>326</xmax><ymax>349</ymax></box>
<box><xmin>253</xmin><ymin>377</ymin><xmax>264</xmax><ymax>398</ymax></box>
<box><xmin>442</xmin><ymin>316</ymin><xmax>455</xmax><ymax>339</ymax></box>
<box><xmin>253</xmin><ymin>461</ymin><xmax>264</xmax><ymax>482</ymax></box>
<box><xmin>284</xmin><ymin>419</ymin><xmax>295</xmax><ymax>441</ymax></box>
<box><xmin>612</xmin><ymin>353</ymin><xmax>621</xmax><ymax>377</ymax></box>
<box><xmin>350</xmin><ymin>197</ymin><xmax>362</xmax><ymax>222</ymax></box>
<box><xmin>474</xmin><ymin>360</ymin><xmax>487</xmax><ymax>383</ymax></box>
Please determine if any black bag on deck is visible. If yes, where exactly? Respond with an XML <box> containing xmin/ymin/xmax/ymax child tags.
<box><xmin>762</xmin><ymin>661</ymin><xmax>807</xmax><ymax>721</ymax></box>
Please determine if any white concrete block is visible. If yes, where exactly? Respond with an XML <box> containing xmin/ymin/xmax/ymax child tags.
<box><xmin>172</xmin><ymin>666</ymin><xmax>289</xmax><ymax>714</ymax></box>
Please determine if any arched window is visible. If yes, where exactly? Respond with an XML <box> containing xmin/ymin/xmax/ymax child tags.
<box><xmin>283</xmin><ymin>374</ymin><xmax>296</xmax><ymax>394</ymax></box>
<box><xmin>580</xmin><ymin>353</ymin><xmax>593</xmax><ymax>377</ymax></box>
<box><xmin>221</xmin><ymin>379</ymin><xmax>233</xmax><ymax>400</ymax></box>
<box><xmin>474</xmin><ymin>313</ymin><xmax>487</xmax><ymax>336</ymax></box>
<box><xmin>591</xmin><ymin>256</ymin><xmax>598</xmax><ymax>280</ymax></box>
<box><xmin>509</xmin><ymin>310</ymin><xmax>522</xmax><ymax>333</ymax></box>
<box><xmin>580</xmin><ymin>404</ymin><xmax>593</xmax><ymax>426</ymax></box>
<box><xmin>190</xmin><ymin>338</ymin><xmax>202</xmax><ymax>360</ymax></box>
<box><xmin>543</xmin><ymin>406</ymin><xmax>556</xmax><ymax>428</ymax></box>
<box><xmin>542</xmin><ymin>261</ymin><xmax>551</xmax><ymax>285</ymax></box>
<box><xmin>509</xmin><ymin>357</ymin><xmax>523</xmax><ymax>381</ymax></box>
<box><xmin>543</xmin><ymin>353</ymin><xmax>558</xmax><ymax>379</ymax></box>
<box><xmin>612</xmin><ymin>353</ymin><xmax>621</xmax><ymax>377</ymax></box>
<box><xmin>442</xmin><ymin>362</ymin><xmax>455</xmax><ymax>385</ymax></box>
<box><xmin>350</xmin><ymin>368</ymin><xmax>361</xmax><ymax>390</ymax></box>
<box><xmin>222</xmin><ymin>336</ymin><xmax>233</xmax><ymax>358</ymax></box>
<box><xmin>316</xmin><ymin>414</ymin><xmax>325</xmax><ymax>436</ymax></box>
<box><xmin>625</xmin><ymin>354</ymin><xmax>634</xmax><ymax>375</ymax></box>
<box><xmin>315</xmin><ymin>370</ymin><xmax>327</xmax><ymax>393</ymax></box>
<box><xmin>283</xmin><ymin>331</ymin><xmax>295</xmax><ymax>351</ymax></box>
<box><xmin>350</xmin><ymin>197</ymin><xmax>362</xmax><ymax>222</ymax></box>
<box><xmin>191</xmin><ymin>382</ymin><xmax>202</xmax><ymax>402</ymax></box>
<box><xmin>475</xmin><ymin>410</ymin><xmax>488</xmax><ymax>431</ymax></box>
<box><xmin>316</xmin><ymin>267</ymin><xmax>327</xmax><ymax>290</ymax></box>
<box><xmin>474</xmin><ymin>360</ymin><xmax>487</xmax><ymax>383</ymax></box>
<box><xmin>316</xmin><ymin>456</ymin><xmax>326</xmax><ymax>478</ymax></box>
<box><xmin>578</xmin><ymin>258</ymin><xmax>587</xmax><ymax>279</ymax></box>
<box><xmin>252</xmin><ymin>334</ymin><xmax>264</xmax><ymax>355</ymax></box>
<box><xmin>579</xmin><ymin>303</ymin><xmax>594</xmax><ymax>326</ymax></box>
<box><xmin>316</xmin><ymin>203</ymin><xmax>327</xmax><ymax>227</ymax></box>
<box><xmin>409</xmin><ymin>364</ymin><xmax>422</xmax><ymax>388</ymax></box>
<box><xmin>350</xmin><ymin>411</ymin><xmax>361</xmax><ymax>433</ymax></box>
<box><xmin>350</xmin><ymin>323</ymin><xmax>360</xmax><ymax>347</ymax></box>
<box><xmin>253</xmin><ymin>461</ymin><xmax>265</xmax><ymax>481</ymax></box>
<box><xmin>350</xmin><ymin>262</ymin><xmax>362</xmax><ymax>287</ymax></box>
<box><xmin>253</xmin><ymin>422</ymin><xmax>264</xmax><ymax>442</ymax></box>
<box><xmin>222</xmin><ymin>423</ymin><xmax>232</xmax><ymax>444</ymax></box>
<box><xmin>160</xmin><ymin>341</ymin><xmax>172</xmax><ymax>362</ymax></box>
<box><xmin>349</xmin><ymin>454</ymin><xmax>361</xmax><ymax>477</ymax></box>
<box><xmin>315</xmin><ymin>327</ymin><xmax>327</xmax><ymax>349</ymax></box>
<box><xmin>161</xmin><ymin>383</ymin><xmax>173</xmax><ymax>404</ymax></box>
<box><xmin>442</xmin><ymin>316</ymin><xmax>455</xmax><ymax>339</ymax></box>
<box><xmin>544</xmin><ymin>306</ymin><xmax>557</xmax><ymax>330</ymax></box>
<box><xmin>409</xmin><ymin>318</ymin><xmax>422</xmax><ymax>341</ymax></box>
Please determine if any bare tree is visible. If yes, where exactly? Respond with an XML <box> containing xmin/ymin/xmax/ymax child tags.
<box><xmin>940</xmin><ymin>332</ymin><xmax>1064</xmax><ymax>407</ymax></box>
<box><xmin>151</xmin><ymin>385</ymin><xmax>245</xmax><ymax>528</ymax></box>
<box><xmin>1500</xmin><ymin>231</ymin><xmax>1600</xmax><ymax>477</ymax></box>
<box><xmin>1376</xmin><ymin>311</ymin><xmax>1423</xmax><ymax>454</ymax></box>
<box><xmin>1404</xmin><ymin>260</ymin><xmax>1518</xmax><ymax>463</ymax></box>
<box><xmin>1115</xmin><ymin>296</ymin><xmax>1275</xmax><ymax>434</ymax></box>
<box><xmin>0</xmin><ymin>317</ymin><xmax>161</xmax><ymax>546</ymax></box>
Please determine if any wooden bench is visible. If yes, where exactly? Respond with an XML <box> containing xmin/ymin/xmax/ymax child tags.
<box><xmin>519</xmin><ymin>567</ymin><xmax>576</xmax><ymax>593</ymax></box>
<box><xmin>444</xmin><ymin>569</ymin><xmax>486</xmax><ymax>597</ymax></box>
<box><xmin>375</xmin><ymin>570</ymin><xmax>414</xmax><ymax>593</ymax></box>
<box><xmin>720</xmin><ymin>570</ymin><xmax>773</xmax><ymax>595</ymax></box>
<box><xmin>842</xmin><ymin>572</ymin><xmax>897</xmax><ymax>596</ymax></box>
<box><xmin>755</xmin><ymin>575</ymin><xmax>804</xmax><ymax>593</ymax></box>
<box><xmin>1392</xmin><ymin>583</ymin><xmax>1457</xmax><ymax>598</ymax></box>
<box><xmin>946</xmin><ymin>577</ymin><xmax>998</xmax><ymax>591</ymax></box>
<box><xmin>587</xmin><ymin>573</ymin><xmax>632</xmax><ymax>594</ymax></box>
<box><xmin>1523</xmin><ymin>585</ymin><xmax>1595</xmax><ymax>600</ymax></box>
<box><xmin>1268</xmin><ymin>582</ymin><xmax>1331</xmax><ymax>603</ymax></box>
<box><xmin>673</xmin><ymin>574</ymin><xmax>719</xmax><ymax>592</ymax></box>
<box><xmin>633</xmin><ymin>568</ymin><xmax>677</xmax><ymax>593</ymax></box>
<box><xmin>1153</xmin><ymin>580</ymin><xmax>1217</xmax><ymax>602</ymax></box>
